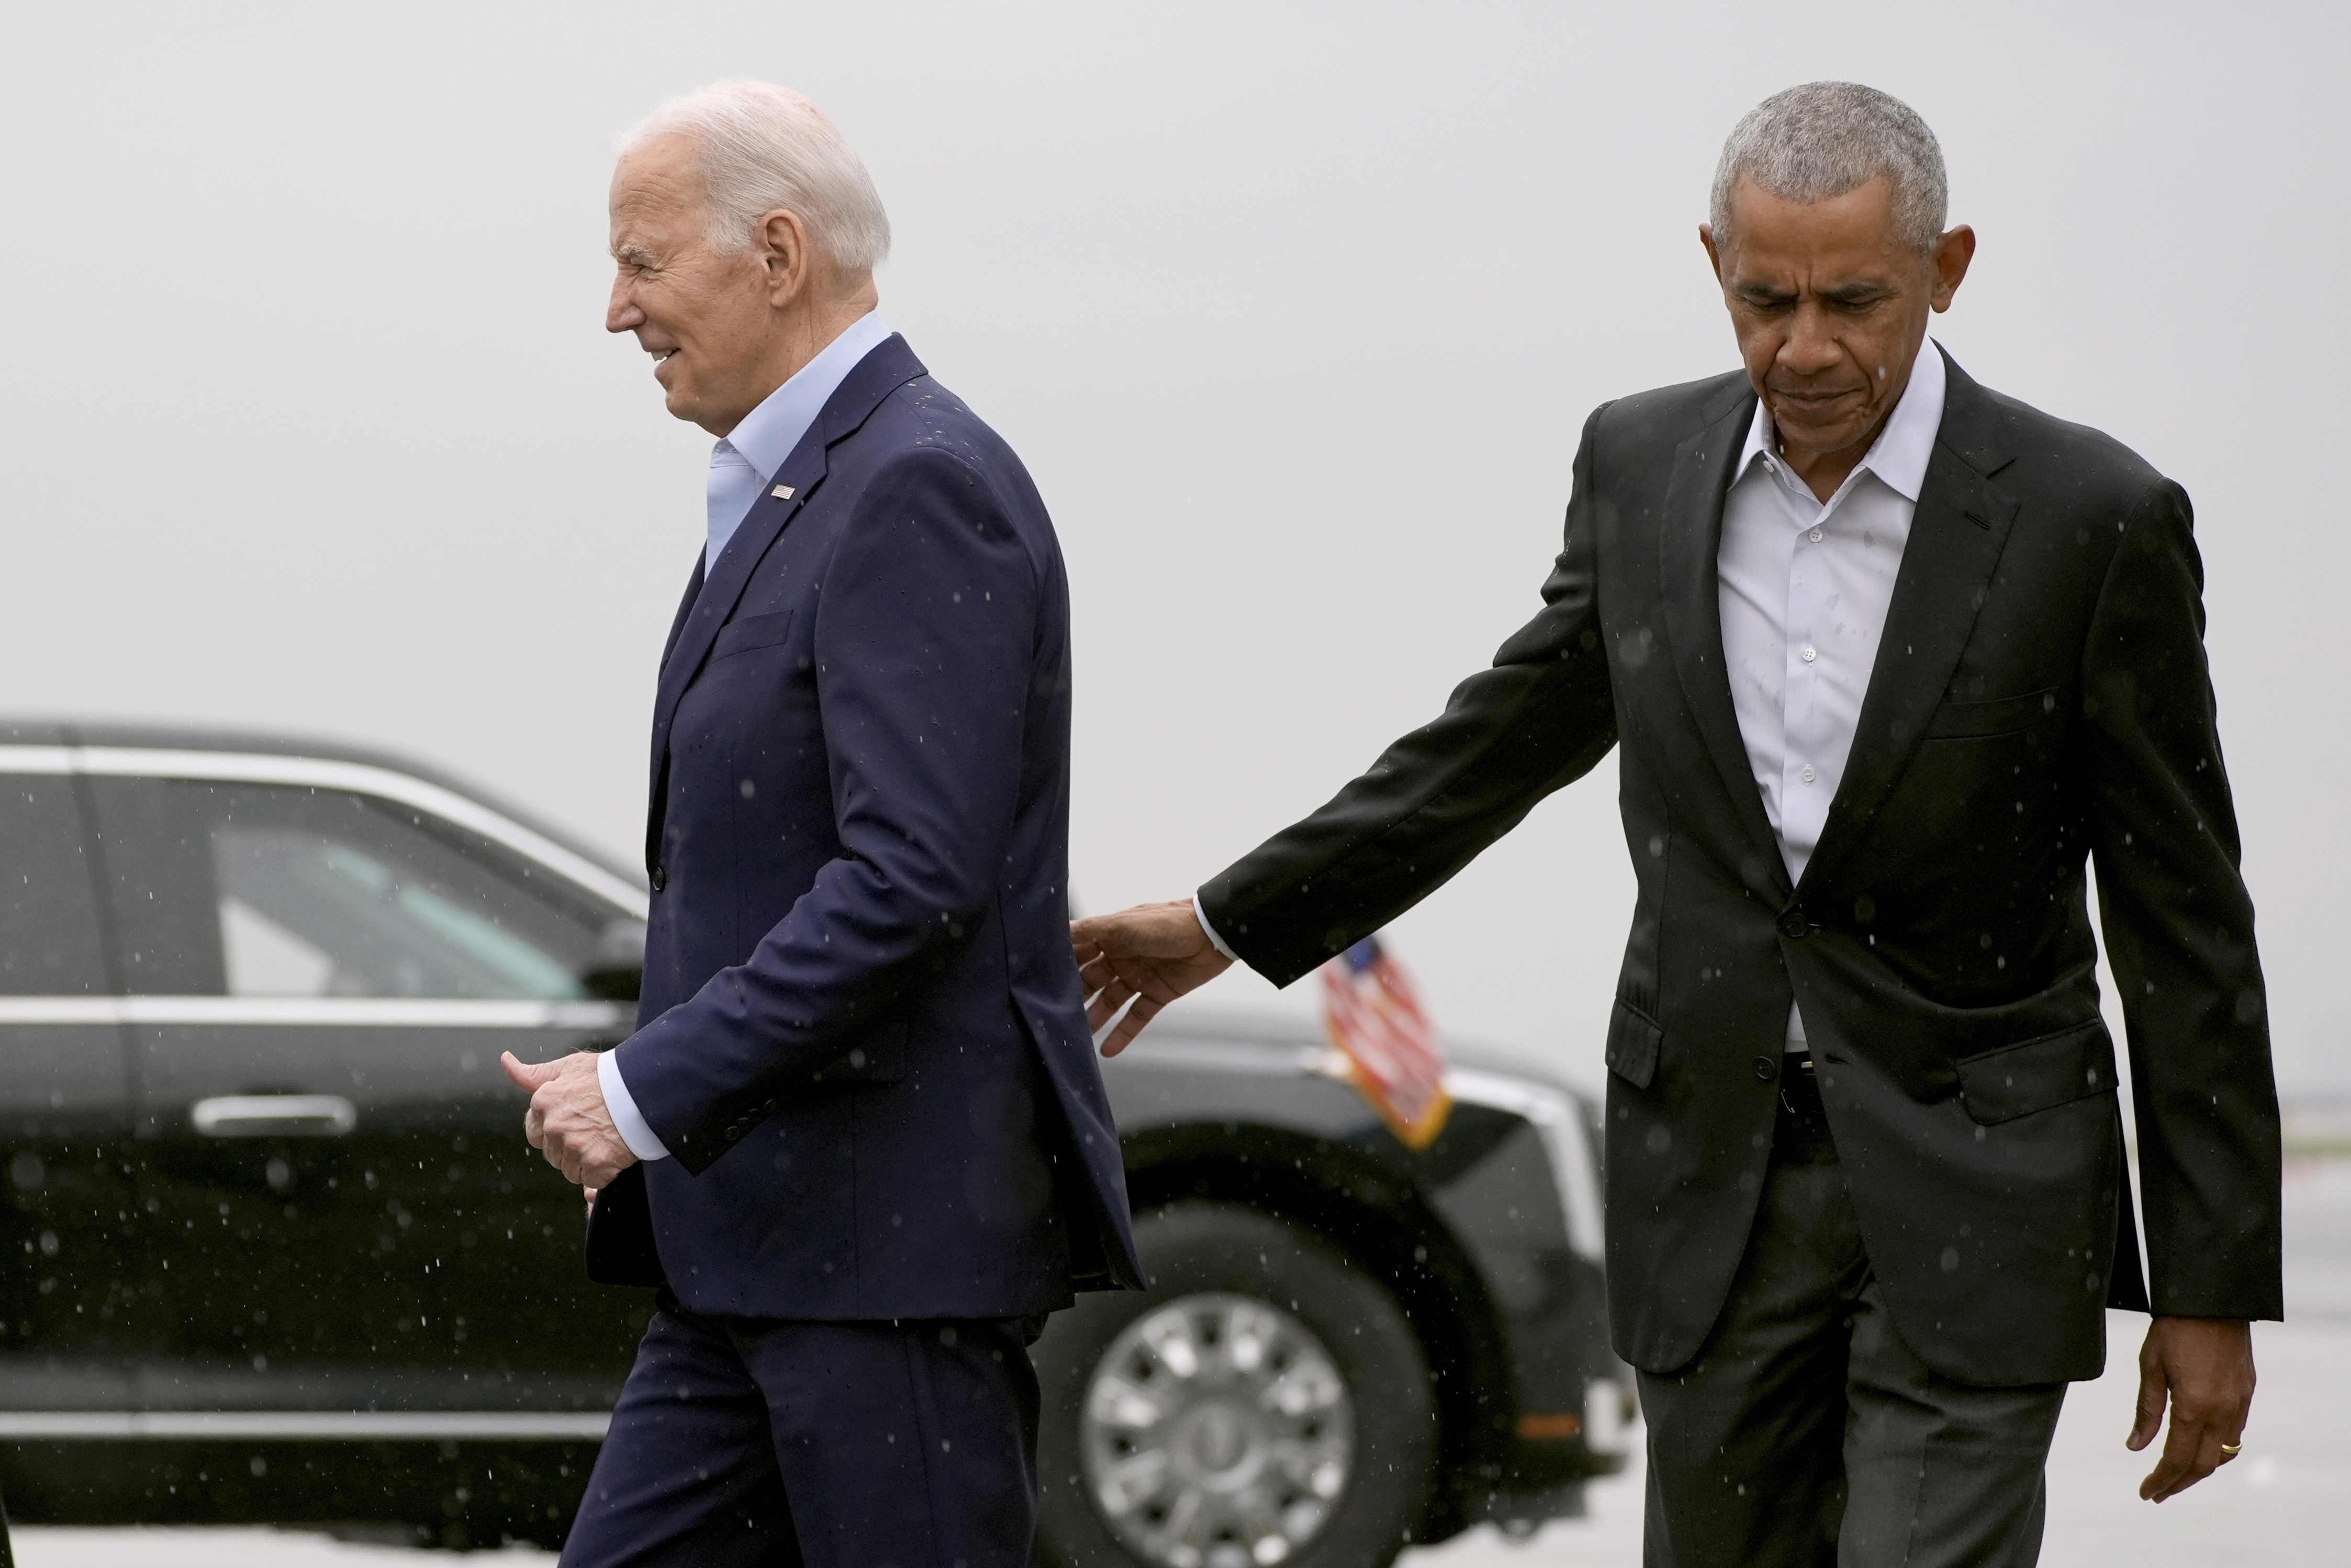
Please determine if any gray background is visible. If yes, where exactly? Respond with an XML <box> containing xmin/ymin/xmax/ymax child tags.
<box><xmin>3</xmin><ymin>0</ymin><xmax>2345</xmax><ymax>1096</ymax></box>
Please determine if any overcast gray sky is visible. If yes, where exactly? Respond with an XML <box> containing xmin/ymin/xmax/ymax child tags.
<box><xmin>4</xmin><ymin>1</ymin><xmax>2345</xmax><ymax>1093</ymax></box>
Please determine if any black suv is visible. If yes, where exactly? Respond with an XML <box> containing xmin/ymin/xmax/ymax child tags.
<box><xmin>0</xmin><ymin>720</ymin><xmax>1628</xmax><ymax>1562</ymax></box>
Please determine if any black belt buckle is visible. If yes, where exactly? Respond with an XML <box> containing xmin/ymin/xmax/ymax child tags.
<box><xmin>1780</xmin><ymin>1049</ymin><xmax>1814</xmax><ymax>1113</ymax></box>
<box><xmin>1772</xmin><ymin>1049</ymin><xmax>1838</xmax><ymax>1163</ymax></box>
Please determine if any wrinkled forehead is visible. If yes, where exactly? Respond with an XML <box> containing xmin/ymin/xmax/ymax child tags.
<box><xmin>1719</xmin><ymin>175</ymin><xmax>1920</xmax><ymax>278</ymax></box>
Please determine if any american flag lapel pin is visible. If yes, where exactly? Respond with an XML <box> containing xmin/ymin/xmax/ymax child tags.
<box><xmin>771</xmin><ymin>484</ymin><xmax>794</xmax><ymax>500</ymax></box>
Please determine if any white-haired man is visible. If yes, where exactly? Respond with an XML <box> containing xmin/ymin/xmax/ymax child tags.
<box><xmin>1074</xmin><ymin>82</ymin><xmax>2279</xmax><ymax>1566</ymax></box>
<box><xmin>503</xmin><ymin>82</ymin><xmax>1141</xmax><ymax>1567</ymax></box>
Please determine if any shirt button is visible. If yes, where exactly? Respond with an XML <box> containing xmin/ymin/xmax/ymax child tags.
<box><xmin>1800</xmin><ymin>765</ymin><xmax>1817</xmax><ymax>783</ymax></box>
<box><xmin>1800</xmin><ymin>645</ymin><xmax>1818</xmax><ymax>663</ymax></box>
<box><xmin>1808</xmin><ymin>527</ymin><xmax>1824</xmax><ymax>543</ymax></box>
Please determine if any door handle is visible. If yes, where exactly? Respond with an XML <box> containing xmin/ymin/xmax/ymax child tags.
<box><xmin>191</xmin><ymin>1095</ymin><xmax>358</xmax><ymax>1138</ymax></box>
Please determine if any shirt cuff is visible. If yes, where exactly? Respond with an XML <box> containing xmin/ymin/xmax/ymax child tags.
<box><xmin>1193</xmin><ymin>894</ymin><xmax>1238</xmax><ymax>962</ymax></box>
<box><xmin>598</xmin><ymin>1047</ymin><xmax>671</xmax><ymax>1162</ymax></box>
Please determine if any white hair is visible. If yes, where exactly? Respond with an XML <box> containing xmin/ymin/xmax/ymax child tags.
<box><xmin>617</xmin><ymin>81</ymin><xmax>891</xmax><ymax>272</ymax></box>
<box><xmin>1710</xmin><ymin>82</ymin><xmax>1948</xmax><ymax>252</ymax></box>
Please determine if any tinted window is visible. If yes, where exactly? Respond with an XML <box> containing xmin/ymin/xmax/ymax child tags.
<box><xmin>92</xmin><ymin>777</ymin><xmax>609</xmax><ymax>999</ymax></box>
<box><xmin>0</xmin><ymin>771</ymin><xmax>109</xmax><ymax>994</ymax></box>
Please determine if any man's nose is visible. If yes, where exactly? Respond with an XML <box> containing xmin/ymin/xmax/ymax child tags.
<box><xmin>1778</xmin><ymin>303</ymin><xmax>1843</xmax><ymax>375</ymax></box>
<box><xmin>606</xmin><ymin>278</ymin><xmax>642</xmax><ymax>335</ymax></box>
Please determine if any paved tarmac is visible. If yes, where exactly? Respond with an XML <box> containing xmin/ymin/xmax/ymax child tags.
<box><xmin>16</xmin><ymin>1159</ymin><xmax>2349</xmax><ymax>1566</ymax></box>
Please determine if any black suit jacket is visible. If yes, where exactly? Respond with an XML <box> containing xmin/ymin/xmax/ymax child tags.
<box><xmin>1201</xmin><ymin>350</ymin><xmax>2282</xmax><ymax>1386</ymax></box>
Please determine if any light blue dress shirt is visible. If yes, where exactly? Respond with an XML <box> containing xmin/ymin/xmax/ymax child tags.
<box><xmin>702</xmin><ymin>310</ymin><xmax>895</xmax><ymax>573</ymax></box>
<box><xmin>599</xmin><ymin>309</ymin><xmax>894</xmax><ymax>1166</ymax></box>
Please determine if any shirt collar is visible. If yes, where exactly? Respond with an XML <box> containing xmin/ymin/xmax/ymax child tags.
<box><xmin>716</xmin><ymin>309</ymin><xmax>895</xmax><ymax>480</ymax></box>
<box><xmin>1733</xmin><ymin>337</ymin><xmax>1949</xmax><ymax>502</ymax></box>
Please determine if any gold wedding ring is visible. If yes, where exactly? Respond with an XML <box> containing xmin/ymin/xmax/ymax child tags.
<box><xmin>2219</xmin><ymin>1442</ymin><xmax>2244</xmax><ymax>1455</ymax></box>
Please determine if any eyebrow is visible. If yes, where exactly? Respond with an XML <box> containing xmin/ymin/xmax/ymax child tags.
<box><xmin>610</xmin><ymin>242</ymin><xmax>658</xmax><ymax>266</ymax></box>
<box><xmin>1733</xmin><ymin>280</ymin><xmax>1895</xmax><ymax>304</ymax></box>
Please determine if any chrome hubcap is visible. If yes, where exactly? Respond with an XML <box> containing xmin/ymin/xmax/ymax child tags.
<box><xmin>1080</xmin><ymin>1292</ymin><xmax>1354</xmax><ymax>1568</ymax></box>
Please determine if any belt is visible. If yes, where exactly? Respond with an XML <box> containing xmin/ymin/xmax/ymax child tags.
<box><xmin>1771</xmin><ymin>1051</ymin><xmax>1839</xmax><ymax>1164</ymax></box>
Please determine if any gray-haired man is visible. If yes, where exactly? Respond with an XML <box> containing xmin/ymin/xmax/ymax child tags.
<box><xmin>1073</xmin><ymin>82</ymin><xmax>2279</xmax><ymax>1565</ymax></box>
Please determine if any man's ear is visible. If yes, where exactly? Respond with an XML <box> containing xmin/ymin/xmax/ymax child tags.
<box><xmin>1929</xmin><ymin>223</ymin><xmax>1977</xmax><ymax>313</ymax></box>
<box><xmin>756</xmin><ymin>207</ymin><xmax>811</xmax><ymax>306</ymax></box>
<box><xmin>1699</xmin><ymin>222</ymin><xmax>1725</xmax><ymax>284</ymax></box>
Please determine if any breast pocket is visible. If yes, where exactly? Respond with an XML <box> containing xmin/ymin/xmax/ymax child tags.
<box><xmin>710</xmin><ymin>610</ymin><xmax>799</xmax><ymax>662</ymax></box>
<box><xmin>1925</xmin><ymin>685</ymin><xmax>2060</xmax><ymax>741</ymax></box>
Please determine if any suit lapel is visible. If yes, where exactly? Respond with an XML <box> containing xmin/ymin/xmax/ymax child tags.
<box><xmin>1657</xmin><ymin>381</ymin><xmax>1790</xmax><ymax>897</ymax></box>
<box><xmin>659</xmin><ymin>556</ymin><xmax>704</xmax><ymax>673</ymax></box>
<box><xmin>644</xmin><ymin>556</ymin><xmax>709</xmax><ymax>866</ymax></box>
<box><xmin>1800</xmin><ymin>353</ymin><xmax>2020</xmax><ymax>893</ymax></box>
<box><xmin>646</xmin><ymin>334</ymin><xmax>928</xmax><ymax>782</ymax></box>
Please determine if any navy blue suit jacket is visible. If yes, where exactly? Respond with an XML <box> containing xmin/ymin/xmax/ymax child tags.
<box><xmin>585</xmin><ymin>335</ymin><xmax>1144</xmax><ymax>1319</ymax></box>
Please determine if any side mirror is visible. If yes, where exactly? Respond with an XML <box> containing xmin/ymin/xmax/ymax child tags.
<box><xmin>581</xmin><ymin>917</ymin><xmax>646</xmax><ymax>1002</ymax></box>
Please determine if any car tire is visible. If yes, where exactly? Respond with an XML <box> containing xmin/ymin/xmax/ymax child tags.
<box><xmin>1035</xmin><ymin>1202</ymin><xmax>1435</xmax><ymax>1568</ymax></box>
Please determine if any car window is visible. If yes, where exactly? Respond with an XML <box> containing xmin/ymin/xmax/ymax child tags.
<box><xmin>0</xmin><ymin>772</ymin><xmax>109</xmax><ymax>994</ymax></box>
<box><xmin>91</xmin><ymin>777</ymin><xmax>610</xmax><ymax>1000</ymax></box>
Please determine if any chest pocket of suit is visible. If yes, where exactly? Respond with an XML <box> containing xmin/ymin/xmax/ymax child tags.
<box><xmin>1954</xmin><ymin>1019</ymin><xmax>2114</xmax><ymax>1124</ymax></box>
<box><xmin>1925</xmin><ymin>685</ymin><xmax>2059</xmax><ymax>740</ymax></box>
<box><xmin>711</xmin><ymin>610</ymin><xmax>799</xmax><ymax>662</ymax></box>
<box><xmin>810</xmin><ymin>1017</ymin><xmax>909</xmax><ymax>1085</ymax></box>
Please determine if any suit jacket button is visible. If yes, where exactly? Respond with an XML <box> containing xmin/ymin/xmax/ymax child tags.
<box><xmin>1754</xmin><ymin>1055</ymin><xmax>1778</xmax><ymax>1081</ymax></box>
<box><xmin>651</xmin><ymin>865</ymin><xmax>667</xmax><ymax>892</ymax></box>
<box><xmin>1777</xmin><ymin>908</ymin><xmax>1809</xmax><ymax>939</ymax></box>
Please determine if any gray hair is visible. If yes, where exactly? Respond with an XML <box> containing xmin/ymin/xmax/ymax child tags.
<box><xmin>1709</xmin><ymin>82</ymin><xmax>1947</xmax><ymax>252</ymax></box>
<box><xmin>617</xmin><ymin>81</ymin><xmax>891</xmax><ymax>272</ymax></box>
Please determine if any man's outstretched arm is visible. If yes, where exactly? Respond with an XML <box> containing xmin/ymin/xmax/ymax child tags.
<box><xmin>1073</xmin><ymin>404</ymin><xmax>1623</xmax><ymax>1050</ymax></box>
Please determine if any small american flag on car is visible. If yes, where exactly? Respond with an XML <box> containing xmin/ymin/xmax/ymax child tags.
<box><xmin>1320</xmin><ymin>935</ymin><xmax>1452</xmax><ymax>1149</ymax></box>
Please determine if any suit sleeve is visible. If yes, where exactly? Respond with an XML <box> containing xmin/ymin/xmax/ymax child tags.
<box><xmin>2081</xmin><ymin>477</ymin><xmax>2283</xmax><ymax>1320</ymax></box>
<box><xmin>615</xmin><ymin>447</ymin><xmax>1039</xmax><ymax>1171</ymax></box>
<box><xmin>1200</xmin><ymin>406</ymin><xmax>1622</xmax><ymax>988</ymax></box>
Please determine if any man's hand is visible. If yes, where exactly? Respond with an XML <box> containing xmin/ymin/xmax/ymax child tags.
<box><xmin>2128</xmin><ymin>1315</ymin><xmax>2254</xmax><ymax>1502</ymax></box>
<box><xmin>500</xmin><ymin>1051</ymin><xmax>639</xmax><ymax>1189</ymax></box>
<box><xmin>1072</xmin><ymin>899</ymin><xmax>1233</xmax><ymax>1056</ymax></box>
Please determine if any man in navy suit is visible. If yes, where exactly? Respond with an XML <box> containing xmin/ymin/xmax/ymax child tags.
<box><xmin>502</xmin><ymin>81</ymin><xmax>1142</xmax><ymax>1568</ymax></box>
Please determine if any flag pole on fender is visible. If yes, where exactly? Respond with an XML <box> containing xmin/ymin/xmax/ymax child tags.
<box><xmin>1319</xmin><ymin>935</ymin><xmax>1452</xmax><ymax>1149</ymax></box>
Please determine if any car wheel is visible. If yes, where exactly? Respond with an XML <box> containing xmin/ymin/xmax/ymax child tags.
<box><xmin>1036</xmin><ymin>1202</ymin><xmax>1435</xmax><ymax>1568</ymax></box>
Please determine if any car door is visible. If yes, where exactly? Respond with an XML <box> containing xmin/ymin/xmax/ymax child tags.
<box><xmin>0</xmin><ymin>732</ymin><xmax>139</xmax><ymax>1429</ymax></box>
<box><xmin>82</xmin><ymin>748</ymin><xmax>651</xmax><ymax>1429</ymax></box>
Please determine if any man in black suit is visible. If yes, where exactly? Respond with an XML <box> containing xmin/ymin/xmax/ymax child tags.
<box><xmin>1073</xmin><ymin>82</ymin><xmax>2279</xmax><ymax>1566</ymax></box>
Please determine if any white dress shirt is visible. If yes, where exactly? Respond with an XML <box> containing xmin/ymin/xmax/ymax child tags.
<box><xmin>1191</xmin><ymin>344</ymin><xmax>1948</xmax><ymax>1056</ymax></box>
<box><xmin>598</xmin><ymin>310</ymin><xmax>895</xmax><ymax>1163</ymax></box>
<box><xmin>1720</xmin><ymin>341</ymin><xmax>1944</xmax><ymax>1046</ymax></box>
